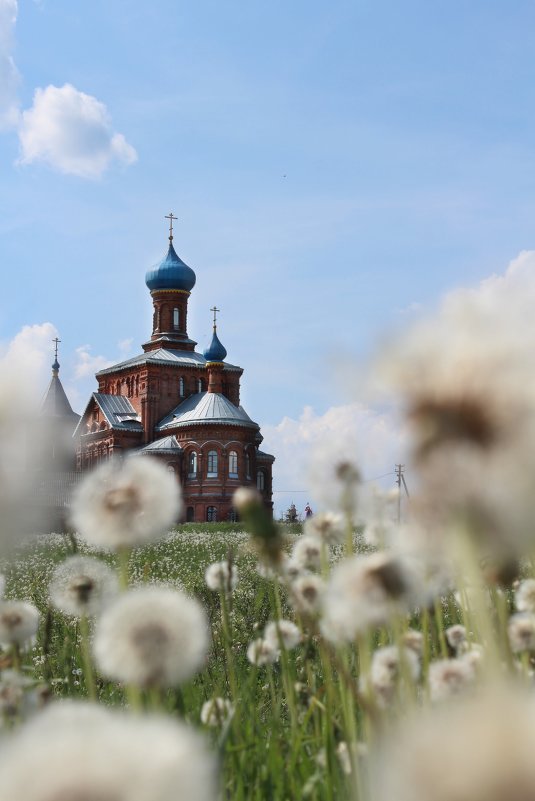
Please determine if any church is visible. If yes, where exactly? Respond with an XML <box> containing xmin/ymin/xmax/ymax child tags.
<box><xmin>71</xmin><ymin>216</ymin><xmax>274</xmax><ymax>523</ymax></box>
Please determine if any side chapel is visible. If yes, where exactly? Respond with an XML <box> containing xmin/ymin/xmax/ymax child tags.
<box><xmin>73</xmin><ymin>216</ymin><xmax>275</xmax><ymax>522</ymax></box>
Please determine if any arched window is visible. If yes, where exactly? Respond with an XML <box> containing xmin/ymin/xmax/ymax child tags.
<box><xmin>228</xmin><ymin>508</ymin><xmax>237</xmax><ymax>522</ymax></box>
<box><xmin>228</xmin><ymin>450</ymin><xmax>238</xmax><ymax>477</ymax></box>
<box><xmin>245</xmin><ymin>453</ymin><xmax>251</xmax><ymax>479</ymax></box>
<box><xmin>173</xmin><ymin>308</ymin><xmax>180</xmax><ymax>330</ymax></box>
<box><xmin>256</xmin><ymin>470</ymin><xmax>265</xmax><ymax>491</ymax></box>
<box><xmin>167</xmin><ymin>464</ymin><xmax>175</xmax><ymax>474</ymax></box>
<box><xmin>197</xmin><ymin>378</ymin><xmax>203</xmax><ymax>393</ymax></box>
<box><xmin>207</xmin><ymin>450</ymin><xmax>218</xmax><ymax>477</ymax></box>
<box><xmin>186</xmin><ymin>506</ymin><xmax>195</xmax><ymax>522</ymax></box>
<box><xmin>207</xmin><ymin>506</ymin><xmax>217</xmax><ymax>522</ymax></box>
<box><xmin>179</xmin><ymin>377</ymin><xmax>185</xmax><ymax>397</ymax></box>
<box><xmin>188</xmin><ymin>452</ymin><xmax>197</xmax><ymax>478</ymax></box>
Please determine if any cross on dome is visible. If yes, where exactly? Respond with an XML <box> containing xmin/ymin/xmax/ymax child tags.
<box><xmin>210</xmin><ymin>305</ymin><xmax>220</xmax><ymax>330</ymax></box>
<box><xmin>165</xmin><ymin>212</ymin><xmax>178</xmax><ymax>241</ymax></box>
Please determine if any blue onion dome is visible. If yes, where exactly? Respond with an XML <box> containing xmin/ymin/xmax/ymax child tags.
<box><xmin>203</xmin><ymin>329</ymin><xmax>227</xmax><ymax>362</ymax></box>
<box><xmin>145</xmin><ymin>241</ymin><xmax>196</xmax><ymax>292</ymax></box>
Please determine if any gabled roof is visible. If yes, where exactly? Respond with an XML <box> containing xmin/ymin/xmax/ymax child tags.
<box><xmin>96</xmin><ymin>347</ymin><xmax>241</xmax><ymax>376</ymax></box>
<box><xmin>40</xmin><ymin>374</ymin><xmax>80</xmax><ymax>425</ymax></box>
<box><xmin>137</xmin><ymin>435</ymin><xmax>183</xmax><ymax>455</ymax></box>
<box><xmin>74</xmin><ymin>393</ymin><xmax>143</xmax><ymax>436</ymax></box>
<box><xmin>156</xmin><ymin>392</ymin><xmax>259</xmax><ymax>432</ymax></box>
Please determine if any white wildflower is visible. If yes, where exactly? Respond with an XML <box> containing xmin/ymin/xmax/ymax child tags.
<box><xmin>49</xmin><ymin>555</ymin><xmax>119</xmax><ymax>617</ymax></box>
<box><xmin>320</xmin><ymin>552</ymin><xmax>422</xmax><ymax>643</ymax></box>
<box><xmin>0</xmin><ymin>700</ymin><xmax>217</xmax><ymax>801</ymax></box>
<box><xmin>445</xmin><ymin>623</ymin><xmax>468</xmax><ymax>653</ymax></box>
<box><xmin>264</xmin><ymin>619</ymin><xmax>301</xmax><ymax>651</ymax></box>
<box><xmin>204</xmin><ymin>560</ymin><xmax>238</xmax><ymax>592</ymax></box>
<box><xmin>508</xmin><ymin>612</ymin><xmax>535</xmax><ymax>653</ymax></box>
<box><xmin>428</xmin><ymin>658</ymin><xmax>476</xmax><ymax>702</ymax></box>
<box><xmin>291</xmin><ymin>535</ymin><xmax>322</xmax><ymax>570</ymax></box>
<box><xmin>0</xmin><ymin>601</ymin><xmax>39</xmax><ymax>647</ymax></box>
<box><xmin>290</xmin><ymin>574</ymin><xmax>326</xmax><ymax>616</ymax></box>
<box><xmin>515</xmin><ymin>578</ymin><xmax>535</xmax><ymax>613</ymax></box>
<box><xmin>93</xmin><ymin>586</ymin><xmax>209</xmax><ymax>688</ymax></box>
<box><xmin>70</xmin><ymin>456</ymin><xmax>182</xmax><ymax>550</ymax></box>
<box><xmin>200</xmin><ymin>697</ymin><xmax>234</xmax><ymax>727</ymax></box>
<box><xmin>303</xmin><ymin>512</ymin><xmax>344</xmax><ymax>545</ymax></box>
<box><xmin>246</xmin><ymin>637</ymin><xmax>279</xmax><ymax>666</ymax></box>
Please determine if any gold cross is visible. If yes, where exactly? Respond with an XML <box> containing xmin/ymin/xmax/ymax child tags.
<box><xmin>210</xmin><ymin>306</ymin><xmax>220</xmax><ymax>328</ymax></box>
<box><xmin>165</xmin><ymin>212</ymin><xmax>178</xmax><ymax>241</ymax></box>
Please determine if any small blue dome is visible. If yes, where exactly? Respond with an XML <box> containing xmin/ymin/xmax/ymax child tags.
<box><xmin>203</xmin><ymin>330</ymin><xmax>227</xmax><ymax>362</ymax></box>
<box><xmin>145</xmin><ymin>241</ymin><xmax>196</xmax><ymax>292</ymax></box>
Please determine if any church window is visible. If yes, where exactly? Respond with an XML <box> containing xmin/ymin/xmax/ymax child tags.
<box><xmin>173</xmin><ymin>308</ymin><xmax>180</xmax><ymax>330</ymax></box>
<box><xmin>186</xmin><ymin>506</ymin><xmax>195</xmax><ymax>522</ymax></box>
<box><xmin>167</xmin><ymin>464</ymin><xmax>175</xmax><ymax>474</ymax></box>
<box><xmin>207</xmin><ymin>450</ymin><xmax>218</xmax><ymax>477</ymax></box>
<box><xmin>207</xmin><ymin>506</ymin><xmax>217</xmax><ymax>522</ymax></box>
<box><xmin>179</xmin><ymin>377</ymin><xmax>185</xmax><ymax>397</ymax></box>
<box><xmin>256</xmin><ymin>470</ymin><xmax>265</xmax><ymax>491</ymax></box>
<box><xmin>229</xmin><ymin>451</ymin><xmax>238</xmax><ymax>477</ymax></box>
<box><xmin>197</xmin><ymin>378</ymin><xmax>203</xmax><ymax>393</ymax></box>
<box><xmin>228</xmin><ymin>508</ymin><xmax>238</xmax><ymax>522</ymax></box>
<box><xmin>188</xmin><ymin>452</ymin><xmax>198</xmax><ymax>478</ymax></box>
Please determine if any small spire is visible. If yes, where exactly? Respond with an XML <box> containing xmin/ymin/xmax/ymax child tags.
<box><xmin>210</xmin><ymin>305</ymin><xmax>220</xmax><ymax>331</ymax></box>
<box><xmin>165</xmin><ymin>212</ymin><xmax>178</xmax><ymax>243</ymax></box>
<box><xmin>52</xmin><ymin>336</ymin><xmax>61</xmax><ymax>374</ymax></box>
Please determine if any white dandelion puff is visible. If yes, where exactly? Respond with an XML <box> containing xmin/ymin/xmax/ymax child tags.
<box><xmin>515</xmin><ymin>579</ymin><xmax>535</xmax><ymax>613</ymax></box>
<box><xmin>303</xmin><ymin>512</ymin><xmax>344</xmax><ymax>546</ymax></box>
<box><xmin>290</xmin><ymin>574</ymin><xmax>326</xmax><ymax>616</ymax></box>
<box><xmin>291</xmin><ymin>536</ymin><xmax>322</xmax><ymax>571</ymax></box>
<box><xmin>246</xmin><ymin>637</ymin><xmax>279</xmax><ymax>666</ymax></box>
<box><xmin>428</xmin><ymin>658</ymin><xmax>476</xmax><ymax>702</ymax></box>
<box><xmin>0</xmin><ymin>700</ymin><xmax>217</xmax><ymax>801</ymax></box>
<box><xmin>362</xmin><ymin>645</ymin><xmax>420</xmax><ymax>708</ymax></box>
<box><xmin>445</xmin><ymin>624</ymin><xmax>468</xmax><ymax>653</ymax></box>
<box><xmin>49</xmin><ymin>555</ymin><xmax>119</xmax><ymax>617</ymax></box>
<box><xmin>204</xmin><ymin>561</ymin><xmax>238</xmax><ymax>593</ymax></box>
<box><xmin>320</xmin><ymin>551</ymin><xmax>423</xmax><ymax>643</ymax></box>
<box><xmin>508</xmin><ymin>612</ymin><xmax>535</xmax><ymax>653</ymax></box>
<box><xmin>0</xmin><ymin>601</ymin><xmax>39</xmax><ymax>647</ymax></box>
<box><xmin>264</xmin><ymin>619</ymin><xmax>301</xmax><ymax>651</ymax></box>
<box><xmin>93</xmin><ymin>586</ymin><xmax>209</xmax><ymax>688</ymax></box>
<box><xmin>200</xmin><ymin>697</ymin><xmax>234</xmax><ymax>727</ymax></box>
<box><xmin>70</xmin><ymin>456</ymin><xmax>182</xmax><ymax>550</ymax></box>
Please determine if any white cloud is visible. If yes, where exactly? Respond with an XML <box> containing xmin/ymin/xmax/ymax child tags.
<box><xmin>0</xmin><ymin>0</ymin><xmax>20</xmax><ymax>130</ymax></box>
<box><xmin>262</xmin><ymin>402</ymin><xmax>407</xmax><ymax>517</ymax></box>
<box><xmin>118</xmin><ymin>337</ymin><xmax>134</xmax><ymax>355</ymax></box>
<box><xmin>0</xmin><ymin>322</ymin><xmax>59</xmax><ymax>407</ymax></box>
<box><xmin>18</xmin><ymin>83</ymin><xmax>137</xmax><ymax>178</ymax></box>
<box><xmin>74</xmin><ymin>345</ymin><xmax>113</xmax><ymax>379</ymax></box>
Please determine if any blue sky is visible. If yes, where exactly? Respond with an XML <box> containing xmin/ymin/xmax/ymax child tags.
<box><xmin>2</xmin><ymin>1</ymin><xmax>535</xmax><ymax>516</ymax></box>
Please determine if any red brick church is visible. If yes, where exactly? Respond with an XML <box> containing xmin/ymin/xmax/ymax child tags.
<box><xmin>72</xmin><ymin>217</ymin><xmax>274</xmax><ymax>522</ymax></box>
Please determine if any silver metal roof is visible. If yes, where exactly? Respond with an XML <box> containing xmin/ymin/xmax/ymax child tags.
<box><xmin>156</xmin><ymin>392</ymin><xmax>259</xmax><ymax>432</ymax></box>
<box><xmin>74</xmin><ymin>393</ymin><xmax>143</xmax><ymax>436</ymax></box>
<box><xmin>137</xmin><ymin>435</ymin><xmax>183</xmax><ymax>455</ymax></box>
<box><xmin>96</xmin><ymin>347</ymin><xmax>242</xmax><ymax>376</ymax></box>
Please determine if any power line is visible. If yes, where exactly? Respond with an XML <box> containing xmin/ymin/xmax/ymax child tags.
<box><xmin>273</xmin><ymin>470</ymin><xmax>399</xmax><ymax>493</ymax></box>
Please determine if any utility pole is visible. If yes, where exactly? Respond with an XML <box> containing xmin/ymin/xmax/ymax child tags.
<box><xmin>395</xmin><ymin>464</ymin><xmax>410</xmax><ymax>523</ymax></box>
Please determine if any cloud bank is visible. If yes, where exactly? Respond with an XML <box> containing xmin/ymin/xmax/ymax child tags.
<box><xmin>18</xmin><ymin>84</ymin><xmax>137</xmax><ymax>178</ymax></box>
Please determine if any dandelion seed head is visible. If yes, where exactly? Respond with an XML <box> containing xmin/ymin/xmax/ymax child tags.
<box><xmin>428</xmin><ymin>658</ymin><xmax>476</xmax><ymax>702</ymax></box>
<box><xmin>0</xmin><ymin>700</ymin><xmax>217</xmax><ymax>801</ymax></box>
<box><xmin>264</xmin><ymin>620</ymin><xmax>301</xmax><ymax>651</ymax></box>
<box><xmin>93</xmin><ymin>586</ymin><xmax>209</xmax><ymax>688</ymax></box>
<box><xmin>508</xmin><ymin>613</ymin><xmax>535</xmax><ymax>653</ymax></box>
<box><xmin>291</xmin><ymin>536</ymin><xmax>322</xmax><ymax>571</ymax></box>
<box><xmin>246</xmin><ymin>637</ymin><xmax>279</xmax><ymax>666</ymax></box>
<box><xmin>515</xmin><ymin>579</ymin><xmax>535</xmax><ymax>613</ymax></box>
<box><xmin>303</xmin><ymin>512</ymin><xmax>344</xmax><ymax>545</ymax></box>
<box><xmin>49</xmin><ymin>556</ymin><xmax>119</xmax><ymax>618</ymax></box>
<box><xmin>70</xmin><ymin>457</ymin><xmax>182</xmax><ymax>550</ymax></box>
<box><xmin>290</xmin><ymin>574</ymin><xmax>325</xmax><ymax>616</ymax></box>
<box><xmin>200</xmin><ymin>697</ymin><xmax>234</xmax><ymax>727</ymax></box>
<box><xmin>0</xmin><ymin>600</ymin><xmax>39</xmax><ymax>647</ymax></box>
<box><xmin>445</xmin><ymin>624</ymin><xmax>468</xmax><ymax>653</ymax></box>
<box><xmin>204</xmin><ymin>561</ymin><xmax>238</xmax><ymax>593</ymax></box>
